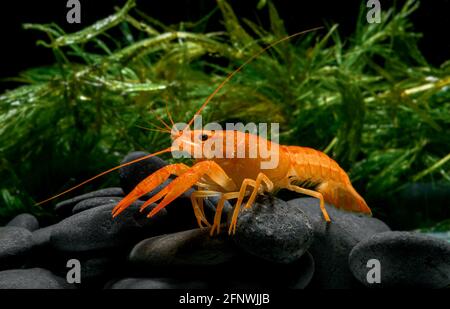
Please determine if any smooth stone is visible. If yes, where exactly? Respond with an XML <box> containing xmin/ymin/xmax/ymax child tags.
<box><xmin>29</xmin><ymin>227</ymin><xmax>69</xmax><ymax>272</ymax></box>
<box><xmin>221</xmin><ymin>251</ymin><xmax>315</xmax><ymax>289</ymax></box>
<box><xmin>130</xmin><ymin>228</ymin><xmax>236</xmax><ymax>266</ymax></box>
<box><xmin>287</xmin><ymin>198</ymin><xmax>391</xmax><ymax>289</ymax></box>
<box><xmin>349</xmin><ymin>231</ymin><xmax>450</xmax><ymax>288</ymax></box>
<box><xmin>286</xmin><ymin>251</ymin><xmax>315</xmax><ymax>289</ymax></box>
<box><xmin>31</xmin><ymin>226</ymin><xmax>53</xmax><ymax>248</ymax></box>
<box><xmin>72</xmin><ymin>197</ymin><xmax>123</xmax><ymax>214</ymax></box>
<box><xmin>233</xmin><ymin>196</ymin><xmax>314</xmax><ymax>264</ymax></box>
<box><xmin>6</xmin><ymin>213</ymin><xmax>39</xmax><ymax>231</ymax></box>
<box><xmin>287</xmin><ymin>252</ymin><xmax>315</xmax><ymax>289</ymax></box>
<box><xmin>108</xmin><ymin>277</ymin><xmax>208</xmax><ymax>289</ymax></box>
<box><xmin>50</xmin><ymin>202</ymin><xmax>168</xmax><ymax>252</ymax></box>
<box><xmin>119</xmin><ymin>151</ymin><xmax>168</xmax><ymax>194</ymax></box>
<box><xmin>55</xmin><ymin>187</ymin><xmax>124</xmax><ymax>217</ymax></box>
<box><xmin>0</xmin><ymin>227</ymin><xmax>33</xmax><ymax>270</ymax></box>
<box><xmin>0</xmin><ymin>268</ymin><xmax>74</xmax><ymax>289</ymax></box>
<box><xmin>79</xmin><ymin>256</ymin><xmax>123</xmax><ymax>285</ymax></box>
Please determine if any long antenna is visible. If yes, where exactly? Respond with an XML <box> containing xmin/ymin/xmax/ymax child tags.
<box><xmin>36</xmin><ymin>28</ymin><xmax>323</xmax><ymax>206</ymax></box>
<box><xmin>36</xmin><ymin>147</ymin><xmax>172</xmax><ymax>206</ymax></box>
<box><xmin>186</xmin><ymin>27</ymin><xmax>323</xmax><ymax>127</ymax></box>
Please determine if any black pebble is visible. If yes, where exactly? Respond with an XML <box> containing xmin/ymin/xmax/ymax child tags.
<box><xmin>349</xmin><ymin>231</ymin><xmax>450</xmax><ymax>288</ymax></box>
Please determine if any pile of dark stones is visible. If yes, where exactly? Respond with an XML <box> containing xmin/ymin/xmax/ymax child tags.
<box><xmin>0</xmin><ymin>152</ymin><xmax>449</xmax><ymax>289</ymax></box>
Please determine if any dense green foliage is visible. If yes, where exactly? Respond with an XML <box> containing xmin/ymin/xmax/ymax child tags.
<box><xmin>0</xmin><ymin>0</ymin><xmax>449</xmax><ymax>227</ymax></box>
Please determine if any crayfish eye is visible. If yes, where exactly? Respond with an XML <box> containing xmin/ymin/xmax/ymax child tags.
<box><xmin>200</xmin><ymin>133</ymin><xmax>209</xmax><ymax>141</ymax></box>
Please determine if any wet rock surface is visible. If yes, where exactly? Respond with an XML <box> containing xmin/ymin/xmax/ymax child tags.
<box><xmin>50</xmin><ymin>202</ymin><xmax>169</xmax><ymax>252</ymax></box>
<box><xmin>130</xmin><ymin>228</ymin><xmax>236</xmax><ymax>266</ymax></box>
<box><xmin>219</xmin><ymin>251</ymin><xmax>315</xmax><ymax>289</ymax></box>
<box><xmin>78</xmin><ymin>256</ymin><xmax>124</xmax><ymax>287</ymax></box>
<box><xmin>287</xmin><ymin>198</ymin><xmax>391</xmax><ymax>288</ymax></box>
<box><xmin>0</xmin><ymin>227</ymin><xmax>33</xmax><ymax>270</ymax></box>
<box><xmin>0</xmin><ymin>268</ymin><xmax>74</xmax><ymax>289</ymax></box>
<box><xmin>349</xmin><ymin>231</ymin><xmax>450</xmax><ymax>288</ymax></box>
<box><xmin>234</xmin><ymin>196</ymin><xmax>314</xmax><ymax>264</ymax></box>
<box><xmin>72</xmin><ymin>197</ymin><xmax>123</xmax><ymax>214</ymax></box>
<box><xmin>6</xmin><ymin>213</ymin><xmax>39</xmax><ymax>232</ymax></box>
<box><xmin>0</xmin><ymin>153</ymin><xmax>447</xmax><ymax>289</ymax></box>
<box><xmin>109</xmin><ymin>250</ymin><xmax>315</xmax><ymax>289</ymax></box>
<box><xmin>31</xmin><ymin>226</ymin><xmax>52</xmax><ymax>248</ymax></box>
<box><xmin>55</xmin><ymin>187</ymin><xmax>124</xmax><ymax>217</ymax></box>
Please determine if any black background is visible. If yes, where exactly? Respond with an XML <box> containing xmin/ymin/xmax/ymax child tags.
<box><xmin>0</xmin><ymin>0</ymin><xmax>449</xmax><ymax>93</ymax></box>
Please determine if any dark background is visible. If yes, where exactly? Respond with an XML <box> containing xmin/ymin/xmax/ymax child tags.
<box><xmin>0</xmin><ymin>0</ymin><xmax>449</xmax><ymax>93</ymax></box>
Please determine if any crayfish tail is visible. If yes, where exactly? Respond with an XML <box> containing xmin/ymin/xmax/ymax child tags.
<box><xmin>317</xmin><ymin>181</ymin><xmax>372</xmax><ymax>216</ymax></box>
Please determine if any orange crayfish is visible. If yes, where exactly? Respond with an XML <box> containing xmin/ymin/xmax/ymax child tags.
<box><xmin>38</xmin><ymin>29</ymin><xmax>372</xmax><ymax>235</ymax></box>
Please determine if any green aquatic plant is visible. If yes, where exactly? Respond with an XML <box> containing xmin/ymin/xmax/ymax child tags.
<box><xmin>0</xmin><ymin>0</ymin><xmax>449</xmax><ymax>228</ymax></box>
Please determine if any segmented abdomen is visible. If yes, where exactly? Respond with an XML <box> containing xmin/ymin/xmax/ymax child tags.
<box><xmin>284</xmin><ymin>146</ymin><xmax>350</xmax><ymax>185</ymax></box>
<box><xmin>284</xmin><ymin>145</ymin><xmax>371</xmax><ymax>215</ymax></box>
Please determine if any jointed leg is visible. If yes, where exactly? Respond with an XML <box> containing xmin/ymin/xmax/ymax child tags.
<box><xmin>243</xmin><ymin>173</ymin><xmax>274</xmax><ymax>209</ymax></box>
<box><xmin>286</xmin><ymin>184</ymin><xmax>331</xmax><ymax>222</ymax></box>
<box><xmin>228</xmin><ymin>173</ymin><xmax>273</xmax><ymax>235</ymax></box>
<box><xmin>190</xmin><ymin>190</ymin><xmax>243</xmax><ymax>235</ymax></box>
<box><xmin>228</xmin><ymin>179</ymin><xmax>256</xmax><ymax>235</ymax></box>
<box><xmin>190</xmin><ymin>190</ymin><xmax>222</xmax><ymax>228</ymax></box>
<box><xmin>197</xmin><ymin>197</ymin><xmax>206</xmax><ymax>222</ymax></box>
<box><xmin>209</xmin><ymin>192</ymin><xmax>241</xmax><ymax>236</ymax></box>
